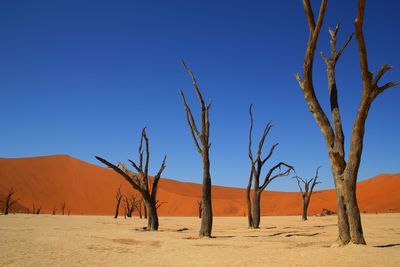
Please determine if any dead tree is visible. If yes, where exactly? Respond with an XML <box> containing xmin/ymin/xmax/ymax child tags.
<box><xmin>1</xmin><ymin>188</ymin><xmax>18</xmax><ymax>215</ymax></box>
<box><xmin>61</xmin><ymin>201</ymin><xmax>66</xmax><ymax>215</ymax></box>
<box><xmin>295</xmin><ymin>0</ymin><xmax>399</xmax><ymax>245</ymax></box>
<box><xmin>180</xmin><ymin>61</ymin><xmax>213</xmax><ymax>238</ymax></box>
<box><xmin>132</xmin><ymin>197</ymin><xmax>143</xmax><ymax>219</ymax></box>
<box><xmin>52</xmin><ymin>207</ymin><xmax>57</xmax><ymax>215</ymax></box>
<box><xmin>143</xmin><ymin>200</ymin><xmax>148</xmax><ymax>219</ymax></box>
<box><xmin>123</xmin><ymin>195</ymin><xmax>134</xmax><ymax>218</ymax></box>
<box><xmin>293</xmin><ymin>167</ymin><xmax>322</xmax><ymax>221</ymax></box>
<box><xmin>197</xmin><ymin>200</ymin><xmax>202</xmax><ymax>218</ymax></box>
<box><xmin>114</xmin><ymin>187</ymin><xmax>123</xmax><ymax>219</ymax></box>
<box><xmin>247</xmin><ymin>104</ymin><xmax>294</xmax><ymax>229</ymax></box>
<box><xmin>36</xmin><ymin>206</ymin><xmax>41</xmax><ymax>215</ymax></box>
<box><xmin>96</xmin><ymin>127</ymin><xmax>167</xmax><ymax>231</ymax></box>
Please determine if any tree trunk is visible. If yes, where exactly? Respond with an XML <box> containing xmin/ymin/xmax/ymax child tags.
<box><xmin>302</xmin><ymin>197</ymin><xmax>308</xmax><ymax>221</ymax></box>
<box><xmin>251</xmin><ymin>191</ymin><xmax>261</xmax><ymax>229</ymax></box>
<box><xmin>246</xmin><ymin>173</ymin><xmax>254</xmax><ymax>228</ymax></box>
<box><xmin>343</xmin><ymin>170</ymin><xmax>365</xmax><ymax>244</ymax></box>
<box><xmin>332</xmin><ymin>173</ymin><xmax>351</xmax><ymax>244</ymax></box>
<box><xmin>114</xmin><ymin>198</ymin><xmax>122</xmax><ymax>219</ymax></box>
<box><xmin>145</xmin><ymin>200</ymin><xmax>159</xmax><ymax>231</ymax></box>
<box><xmin>4</xmin><ymin>205</ymin><xmax>9</xmax><ymax>215</ymax></box>
<box><xmin>144</xmin><ymin>204</ymin><xmax>148</xmax><ymax>219</ymax></box>
<box><xmin>138</xmin><ymin>202</ymin><xmax>143</xmax><ymax>219</ymax></box>
<box><xmin>199</xmin><ymin>155</ymin><xmax>213</xmax><ymax>237</ymax></box>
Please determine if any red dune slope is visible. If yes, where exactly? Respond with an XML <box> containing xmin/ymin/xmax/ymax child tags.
<box><xmin>0</xmin><ymin>155</ymin><xmax>398</xmax><ymax>216</ymax></box>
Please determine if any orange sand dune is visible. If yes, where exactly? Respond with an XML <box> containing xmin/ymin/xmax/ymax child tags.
<box><xmin>0</xmin><ymin>155</ymin><xmax>399</xmax><ymax>216</ymax></box>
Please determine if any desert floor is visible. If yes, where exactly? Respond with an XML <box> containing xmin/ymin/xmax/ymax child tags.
<box><xmin>0</xmin><ymin>214</ymin><xmax>399</xmax><ymax>266</ymax></box>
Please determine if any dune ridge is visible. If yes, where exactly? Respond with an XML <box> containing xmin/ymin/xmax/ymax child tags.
<box><xmin>0</xmin><ymin>155</ymin><xmax>399</xmax><ymax>216</ymax></box>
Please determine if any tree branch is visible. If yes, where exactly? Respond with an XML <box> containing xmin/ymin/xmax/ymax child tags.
<box><xmin>151</xmin><ymin>155</ymin><xmax>167</xmax><ymax>201</ymax></box>
<box><xmin>355</xmin><ymin>0</ymin><xmax>371</xmax><ymax>84</ymax></box>
<box><xmin>248</xmin><ymin>104</ymin><xmax>254</xmax><ymax>162</ymax></box>
<box><xmin>182</xmin><ymin>60</ymin><xmax>206</xmax><ymax>110</ymax></box>
<box><xmin>96</xmin><ymin>156</ymin><xmax>143</xmax><ymax>193</ymax></box>
<box><xmin>260</xmin><ymin>162</ymin><xmax>294</xmax><ymax>191</ymax></box>
<box><xmin>303</xmin><ymin>0</ymin><xmax>316</xmax><ymax>32</ymax></box>
<box><xmin>180</xmin><ymin>90</ymin><xmax>202</xmax><ymax>154</ymax></box>
<box><xmin>142</xmin><ymin>127</ymin><xmax>150</xmax><ymax>189</ymax></box>
<box><xmin>298</xmin><ymin>0</ymin><xmax>335</xmax><ymax>148</ymax></box>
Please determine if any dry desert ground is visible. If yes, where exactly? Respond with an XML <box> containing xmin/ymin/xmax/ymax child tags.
<box><xmin>1</xmin><ymin>214</ymin><xmax>399</xmax><ymax>266</ymax></box>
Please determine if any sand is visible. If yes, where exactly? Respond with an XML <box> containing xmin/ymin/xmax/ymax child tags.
<box><xmin>0</xmin><ymin>214</ymin><xmax>399</xmax><ymax>266</ymax></box>
<box><xmin>1</xmin><ymin>155</ymin><xmax>399</xmax><ymax>216</ymax></box>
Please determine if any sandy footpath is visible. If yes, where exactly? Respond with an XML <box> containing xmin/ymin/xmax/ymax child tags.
<box><xmin>0</xmin><ymin>214</ymin><xmax>399</xmax><ymax>266</ymax></box>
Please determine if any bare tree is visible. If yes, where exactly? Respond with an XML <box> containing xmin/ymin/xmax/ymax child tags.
<box><xmin>52</xmin><ymin>207</ymin><xmax>57</xmax><ymax>215</ymax></box>
<box><xmin>295</xmin><ymin>0</ymin><xmax>399</xmax><ymax>245</ymax></box>
<box><xmin>96</xmin><ymin>127</ymin><xmax>167</xmax><ymax>231</ymax></box>
<box><xmin>132</xmin><ymin>197</ymin><xmax>143</xmax><ymax>219</ymax></box>
<box><xmin>36</xmin><ymin>206</ymin><xmax>41</xmax><ymax>215</ymax></box>
<box><xmin>1</xmin><ymin>188</ymin><xmax>18</xmax><ymax>215</ymax></box>
<box><xmin>114</xmin><ymin>187</ymin><xmax>123</xmax><ymax>219</ymax></box>
<box><xmin>197</xmin><ymin>200</ymin><xmax>202</xmax><ymax>219</ymax></box>
<box><xmin>61</xmin><ymin>201</ymin><xmax>66</xmax><ymax>215</ymax></box>
<box><xmin>180</xmin><ymin>61</ymin><xmax>213</xmax><ymax>238</ymax></box>
<box><xmin>293</xmin><ymin>167</ymin><xmax>322</xmax><ymax>221</ymax></box>
<box><xmin>247</xmin><ymin>105</ymin><xmax>294</xmax><ymax>228</ymax></box>
<box><xmin>123</xmin><ymin>195</ymin><xmax>134</xmax><ymax>218</ymax></box>
<box><xmin>143</xmin><ymin>200</ymin><xmax>148</xmax><ymax>219</ymax></box>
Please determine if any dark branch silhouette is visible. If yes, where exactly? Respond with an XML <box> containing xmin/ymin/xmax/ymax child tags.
<box><xmin>246</xmin><ymin>104</ymin><xmax>294</xmax><ymax>228</ymax></box>
<box><xmin>114</xmin><ymin>187</ymin><xmax>123</xmax><ymax>219</ymax></box>
<box><xmin>96</xmin><ymin>127</ymin><xmax>167</xmax><ymax>231</ymax></box>
<box><xmin>1</xmin><ymin>188</ymin><xmax>18</xmax><ymax>215</ymax></box>
<box><xmin>293</xmin><ymin>167</ymin><xmax>322</xmax><ymax>221</ymax></box>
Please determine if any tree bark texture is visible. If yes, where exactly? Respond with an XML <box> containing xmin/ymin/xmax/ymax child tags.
<box><xmin>296</xmin><ymin>0</ymin><xmax>399</xmax><ymax>245</ymax></box>
<box><xmin>181</xmin><ymin>61</ymin><xmax>213</xmax><ymax>238</ymax></box>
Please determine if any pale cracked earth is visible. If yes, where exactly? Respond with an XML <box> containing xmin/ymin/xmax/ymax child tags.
<box><xmin>0</xmin><ymin>214</ymin><xmax>399</xmax><ymax>266</ymax></box>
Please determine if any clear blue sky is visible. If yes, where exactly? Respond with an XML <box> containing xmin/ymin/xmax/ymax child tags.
<box><xmin>1</xmin><ymin>1</ymin><xmax>399</xmax><ymax>191</ymax></box>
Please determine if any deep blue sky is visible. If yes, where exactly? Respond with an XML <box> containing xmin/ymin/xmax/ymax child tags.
<box><xmin>1</xmin><ymin>1</ymin><xmax>399</xmax><ymax>191</ymax></box>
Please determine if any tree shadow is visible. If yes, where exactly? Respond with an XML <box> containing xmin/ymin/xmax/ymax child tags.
<box><xmin>285</xmin><ymin>232</ymin><xmax>320</xmax><ymax>237</ymax></box>
<box><xmin>373</xmin><ymin>243</ymin><xmax>400</xmax><ymax>248</ymax></box>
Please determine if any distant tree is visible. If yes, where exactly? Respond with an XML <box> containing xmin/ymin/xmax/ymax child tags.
<box><xmin>36</xmin><ymin>206</ymin><xmax>41</xmax><ymax>215</ymax></box>
<box><xmin>61</xmin><ymin>201</ymin><xmax>66</xmax><ymax>215</ymax></box>
<box><xmin>247</xmin><ymin>104</ymin><xmax>294</xmax><ymax>228</ymax></box>
<box><xmin>96</xmin><ymin>127</ymin><xmax>167</xmax><ymax>231</ymax></box>
<box><xmin>295</xmin><ymin>0</ymin><xmax>399</xmax><ymax>245</ymax></box>
<box><xmin>1</xmin><ymin>188</ymin><xmax>18</xmax><ymax>215</ymax></box>
<box><xmin>132</xmin><ymin>197</ymin><xmax>143</xmax><ymax>219</ymax></box>
<box><xmin>293</xmin><ymin>167</ymin><xmax>322</xmax><ymax>221</ymax></box>
<box><xmin>197</xmin><ymin>200</ymin><xmax>202</xmax><ymax>219</ymax></box>
<box><xmin>114</xmin><ymin>187</ymin><xmax>123</xmax><ymax>219</ymax></box>
<box><xmin>123</xmin><ymin>195</ymin><xmax>134</xmax><ymax>218</ymax></box>
<box><xmin>143</xmin><ymin>200</ymin><xmax>148</xmax><ymax>219</ymax></box>
<box><xmin>52</xmin><ymin>207</ymin><xmax>57</xmax><ymax>215</ymax></box>
<box><xmin>180</xmin><ymin>61</ymin><xmax>213</xmax><ymax>238</ymax></box>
